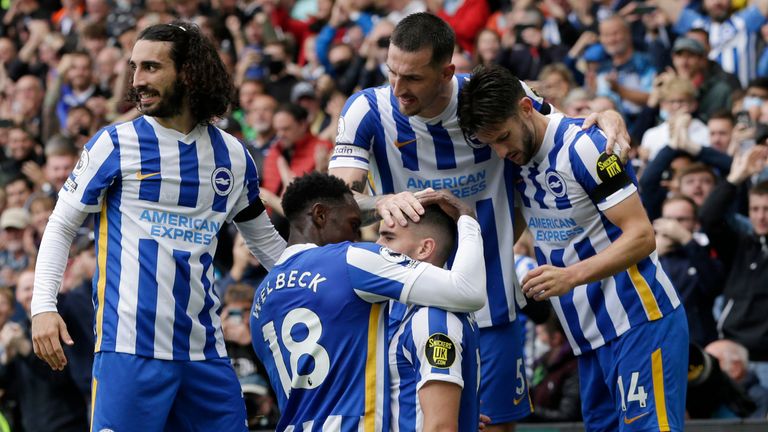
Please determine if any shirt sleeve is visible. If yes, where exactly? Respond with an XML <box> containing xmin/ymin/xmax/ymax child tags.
<box><xmin>411</xmin><ymin>308</ymin><xmax>466</xmax><ymax>390</ymax></box>
<box><xmin>328</xmin><ymin>90</ymin><xmax>377</xmax><ymax>171</ymax></box>
<box><xmin>674</xmin><ymin>8</ymin><xmax>706</xmax><ymax>35</ymax></box>
<box><xmin>58</xmin><ymin>127</ymin><xmax>121</xmax><ymax>213</ymax></box>
<box><xmin>346</xmin><ymin>216</ymin><xmax>486</xmax><ymax>313</ymax></box>
<box><xmin>568</xmin><ymin>126</ymin><xmax>637</xmax><ymax>211</ymax></box>
<box><xmin>736</xmin><ymin>5</ymin><xmax>767</xmax><ymax>33</ymax></box>
<box><xmin>230</xmin><ymin>141</ymin><xmax>263</xmax><ymax>221</ymax></box>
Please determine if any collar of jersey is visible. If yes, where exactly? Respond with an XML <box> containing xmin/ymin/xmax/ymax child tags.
<box><xmin>276</xmin><ymin>243</ymin><xmax>319</xmax><ymax>265</ymax></box>
<box><xmin>529</xmin><ymin>113</ymin><xmax>563</xmax><ymax>165</ymax></box>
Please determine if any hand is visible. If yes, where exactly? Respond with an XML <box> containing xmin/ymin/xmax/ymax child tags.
<box><xmin>568</xmin><ymin>31</ymin><xmax>598</xmax><ymax>57</ymax></box>
<box><xmin>21</xmin><ymin>161</ymin><xmax>45</xmax><ymax>187</ymax></box>
<box><xmin>375</xmin><ymin>190</ymin><xmax>426</xmax><ymax>227</ymax></box>
<box><xmin>654</xmin><ymin>233</ymin><xmax>675</xmax><ymax>256</ymax></box>
<box><xmin>522</xmin><ymin>265</ymin><xmax>576</xmax><ymax>300</ymax></box>
<box><xmin>582</xmin><ymin>110</ymin><xmax>631</xmax><ymax>163</ymax></box>
<box><xmin>31</xmin><ymin>311</ymin><xmax>73</xmax><ymax>371</ymax></box>
<box><xmin>478</xmin><ymin>413</ymin><xmax>492</xmax><ymax>431</ymax></box>
<box><xmin>653</xmin><ymin>218</ymin><xmax>692</xmax><ymax>245</ymax></box>
<box><xmin>415</xmin><ymin>188</ymin><xmax>475</xmax><ymax>221</ymax></box>
<box><xmin>225</xmin><ymin>15</ymin><xmax>242</xmax><ymax>38</ymax></box>
<box><xmin>727</xmin><ymin>145</ymin><xmax>768</xmax><ymax>184</ymax></box>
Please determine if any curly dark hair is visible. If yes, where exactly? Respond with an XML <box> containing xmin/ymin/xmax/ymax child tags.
<box><xmin>128</xmin><ymin>21</ymin><xmax>234</xmax><ymax>125</ymax></box>
<box><xmin>281</xmin><ymin>172</ymin><xmax>352</xmax><ymax>221</ymax></box>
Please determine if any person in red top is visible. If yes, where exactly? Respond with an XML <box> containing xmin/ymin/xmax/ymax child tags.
<box><xmin>261</xmin><ymin>103</ymin><xmax>333</xmax><ymax>196</ymax></box>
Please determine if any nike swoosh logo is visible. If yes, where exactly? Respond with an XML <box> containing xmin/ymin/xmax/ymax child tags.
<box><xmin>394</xmin><ymin>138</ymin><xmax>417</xmax><ymax>148</ymax></box>
<box><xmin>623</xmin><ymin>412</ymin><xmax>650</xmax><ymax>424</ymax></box>
<box><xmin>513</xmin><ymin>395</ymin><xmax>526</xmax><ymax>405</ymax></box>
<box><xmin>136</xmin><ymin>171</ymin><xmax>161</xmax><ymax>180</ymax></box>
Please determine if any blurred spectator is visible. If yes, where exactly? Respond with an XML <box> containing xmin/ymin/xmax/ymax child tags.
<box><xmin>57</xmin><ymin>231</ymin><xmax>96</xmax><ymax>403</ymax></box>
<box><xmin>474</xmin><ymin>28</ymin><xmax>501</xmax><ymax>67</ymax></box>
<box><xmin>25</xmin><ymin>194</ymin><xmax>55</xmax><ymax>263</ymax></box>
<box><xmin>708</xmin><ymin>110</ymin><xmax>737</xmax><ymax>155</ymax></box>
<box><xmin>23</xmin><ymin>136</ymin><xmax>78</xmax><ymax>198</ymax></box>
<box><xmin>232</xmin><ymin>79</ymin><xmax>267</xmax><ymax>144</ymax></box>
<box><xmin>0</xmin><ymin>208</ymin><xmax>31</xmax><ymax>288</ymax></box>
<box><xmin>561</xmin><ymin>88</ymin><xmax>592</xmax><ymax>118</ymax></box>
<box><xmin>7</xmin><ymin>75</ymin><xmax>45</xmax><ymax>141</ymax></box>
<box><xmin>221</xmin><ymin>283</ymin><xmax>278</xmax><ymax>429</ymax></box>
<box><xmin>670</xmin><ymin>37</ymin><xmax>734</xmax><ymax>122</ymax></box>
<box><xmin>687</xmin><ymin>342</ymin><xmax>758</xmax><ymax>419</ymax></box>
<box><xmin>3</xmin><ymin>175</ymin><xmax>35</xmax><ymax>209</ymax></box>
<box><xmin>262</xmin><ymin>104</ymin><xmax>333</xmax><ymax>196</ymax></box>
<box><xmin>0</xmin><ymin>127</ymin><xmax>44</xmax><ymax>185</ymax></box>
<box><xmin>537</xmin><ymin>63</ymin><xmax>575</xmax><ymax>110</ymax></box>
<box><xmin>524</xmin><ymin>314</ymin><xmax>581</xmax><ymax>423</ymax></box>
<box><xmin>0</xmin><ymin>269</ymin><xmax>89</xmax><ymax>432</ymax></box>
<box><xmin>358</xmin><ymin>19</ymin><xmax>394</xmax><ymax>89</ymax></box>
<box><xmin>700</xmin><ymin>146</ymin><xmax>768</xmax><ymax>389</ymax></box>
<box><xmin>427</xmin><ymin>0</ymin><xmax>489</xmax><ymax>54</ymax></box>
<box><xmin>641</xmin><ymin>76</ymin><xmax>709</xmax><ymax>161</ymax></box>
<box><xmin>654</xmin><ymin>195</ymin><xmax>724</xmax><ymax>347</ymax></box>
<box><xmin>678</xmin><ymin>162</ymin><xmax>720</xmax><ymax>208</ymax></box>
<box><xmin>684</xmin><ymin>27</ymin><xmax>743</xmax><ymax>91</ymax></box>
<box><xmin>706</xmin><ymin>339</ymin><xmax>768</xmax><ymax>419</ymax></box>
<box><xmin>216</xmin><ymin>233</ymin><xmax>268</xmax><ymax>296</ymax></box>
<box><xmin>262</xmin><ymin>41</ymin><xmax>299</xmax><ymax>104</ymax></box>
<box><xmin>292</xmin><ymin>81</ymin><xmax>329</xmax><ymax>138</ymax></box>
<box><xmin>596</xmin><ymin>15</ymin><xmax>656</xmax><ymax>131</ymax></box>
<box><xmin>496</xmin><ymin>6</ymin><xmax>568</xmax><ymax>81</ymax></box>
<box><xmin>657</xmin><ymin>0</ymin><xmax>768</xmax><ymax>87</ymax></box>
<box><xmin>45</xmin><ymin>51</ymin><xmax>106</xmax><ymax>133</ymax></box>
<box><xmin>245</xmin><ymin>93</ymin><xmax>279</xmax><ymax>173</ymax></box>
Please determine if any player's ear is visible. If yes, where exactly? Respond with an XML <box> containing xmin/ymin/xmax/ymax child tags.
<box><xmin>442</xmin><ymin>63</ymin><xmax>455</xmax><ymax>82</ymax></box>
<box><xmin>416</xmin><ymin>238</ymin><xmax>436</xmax><ymax>261</ymax></box>
<box><xmin>310</xmin><ymin>203</ymin><xmax>328</xmax><ymax>227</ymax></box>
<box><xmin>519</xmin><ymin>96</ymin><xmax>533</xmax><ymax>116</ymax></box>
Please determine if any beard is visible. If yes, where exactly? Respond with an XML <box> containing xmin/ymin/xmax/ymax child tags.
<box><xmin>518</xmin><ymin>123</ymin><xmax>537</xmax><ymax>165</ymax></box>
<box><xmin>130</xmin><ymin>80</ymin><xmax>186</xmax><ymax>118</ymax></box>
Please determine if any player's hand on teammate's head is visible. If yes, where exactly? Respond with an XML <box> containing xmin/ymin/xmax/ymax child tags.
<box><xmin>415</xmin><ymin>188</ymin><xmax>475</xmax><ymax>221</ymax></box>
<box><xmin>31</xmin><ymin>311</ymin><xmax>73</xmax><ymax>371</ymax></box>
<box><xmin>375</xmin><ymin>190</ymin><xmax>427</xmax><ymax>227</ymax></box>
<box><xmin>582</xmin><ymin>110</ymin><xmax>631</xmax><ymax>164</ymax></box>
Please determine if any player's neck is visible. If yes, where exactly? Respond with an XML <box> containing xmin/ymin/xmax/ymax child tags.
<box><xmin>532</xmin><ymin>112</ymin><xmax>550</xmax><ymax>154</ymax></box>
<box><xmin>152</xmin><ymin>108</ymin><xmax>197</xmax><ymax>135</ymax></box>
<box><xmin>417</xmin><ymin>80</ymin><xmax>453</xmax><ymax>119</ymax></box>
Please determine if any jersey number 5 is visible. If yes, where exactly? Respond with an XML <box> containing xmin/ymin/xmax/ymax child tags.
<box><xmin>262</xmin><ymin>308</ymin><xmax>331</xmax><ymax>396</ymax></box>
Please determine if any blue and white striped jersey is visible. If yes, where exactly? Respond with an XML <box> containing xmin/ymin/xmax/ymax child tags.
<box><xmin>329</xmin><ymin>74</ymin><xmax>547</xmax><ymax>328</ymax></box>
<box><xmin>250</xmin><ymin>242</ymin><xmax>437</xmax><ymax>432</ymax></box>
<box><xmin>389</xmin><ymin>305</ymin><xmax>480</xmax><ymax>432</ymax></box>
<box><xmin>675</xmin><ymin>5</ymin><xmax>766</xmax><ymax>87</ymax></box>
<box><xmin>512</xmin><ymin>114</ymin><xmax>681</xmax><ymax>355</ymax></box>
<box><xmin>59</xmin><ymin>116</ymin><xmax>261</xmax><ymax>360</ymax></box>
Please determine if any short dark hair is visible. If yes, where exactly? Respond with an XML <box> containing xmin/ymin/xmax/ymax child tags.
<box><xmin>224</xmin><ymin>283</ymin><xmax>255</xmax><ymax>304</ymax></box>
<box><xmin>390</xmin><ymin>12</ymin><xmax>455</xmax><ymax>67</ymax></box>
<box><xmin>130</xmin><ymin>21</ymin><xmax>234</xmax><ymax>125</ymax></box>
<box><xmin>708</xmin><ymin>109</ymin><xmax>735</xmax><ymax>125</ymax></box>
<box><xmin>416</xmin><ymin>204</ymin><xmax>457</xmax><ymax>266</ymax></box>
<box><xmin>4</xmin><ymin>174</ymin><xmax>34</xmax><ymax>191</ymax></box>
<box><xmin>275</xmin><ymin>103</ymin><xmax>308</xmax><ymax>123</ymax></box>
<box><xmin>678</xmin><ymin>162</ymin><xmax>717</xmax><ymax>183</ymax></box>
<box><xmin>662</xmin><ymin>193</ymin><xmax>698</xmax><ymax>215</ymax></box>
<box><xmin>281</xmin><ymin>172</ymin><xmax>352</xmax><ymax>221</ymax></box>
<box><xmin>459</xmin><ymin>64</ymin><xmax>525</xmax><ymax>137</ymax></box>
<box><xmin>747</xmin><ymin>77</ymin><xmax>768</xmax><ymax>92</ymax></box>
<box><xmin>750</xmin><ymin>180</ymin><xmax>768</xmax><ymax>197</ymax></box>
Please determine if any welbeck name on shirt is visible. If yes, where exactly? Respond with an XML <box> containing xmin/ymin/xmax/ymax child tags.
<box><xmin>139</xmin><ymin>210</ymin><xmax>221</xmax><ymax>245</ymax></box>
<box><xmin>252</xmin><ymin>270</ymin><xmax>327</xmax><ymax>319</ymax></box>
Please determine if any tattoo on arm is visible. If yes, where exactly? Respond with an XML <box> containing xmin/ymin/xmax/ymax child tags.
<box><xmin>350</xmin><ymin>179</ymin><xmax>367</xmax><ymax>193</ymax></box>
<box><xmin>353</xmin><ymin>192</ymin><xmax>382</xmax><ymax>225</ymax></box>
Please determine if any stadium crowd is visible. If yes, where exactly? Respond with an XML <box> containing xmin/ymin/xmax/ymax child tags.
<box><xmin>1</xmin><ymin>0</ymin><xmax>768</xmax><ymax>430</ymax></box>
